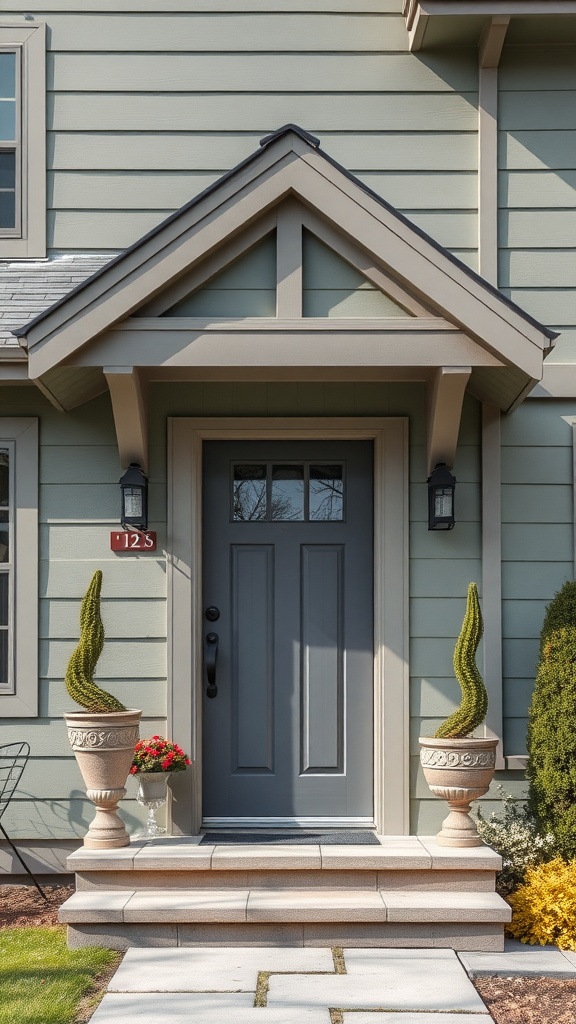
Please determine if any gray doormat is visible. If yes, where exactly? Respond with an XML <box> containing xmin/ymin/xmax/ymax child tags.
<box><xmin>200</xmin><ymin>831</ymin><xmax>380</xmax><ymax>845</ymax></box>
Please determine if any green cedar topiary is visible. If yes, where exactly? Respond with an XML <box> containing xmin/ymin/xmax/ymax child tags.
<box><xmin>65</xmin><ymin>570</ymin><xmax>127</xmax><ymax>714</ymax></box>
<box><xmin>526</xmin><ymin>580</ymin><xmax>576</xmax><ymax>860</ymax></box>
<box><xmin>435</xmin><ymin>582</ymin><xmax>488</xmax><ymax>739</ymax></box>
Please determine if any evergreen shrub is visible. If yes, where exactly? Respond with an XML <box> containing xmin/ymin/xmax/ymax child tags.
<box><xmin>526</xmin><ymin>580</ymin><xmax>576</xmax><ymax>859</ymax></box>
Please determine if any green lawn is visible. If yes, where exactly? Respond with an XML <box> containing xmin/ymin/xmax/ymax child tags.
<box><xmin>0</xmin><ymin>927</ymin><xmax>120</xmax><ymax>1024</ymax></box>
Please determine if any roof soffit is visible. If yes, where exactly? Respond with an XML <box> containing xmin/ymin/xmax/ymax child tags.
<box><xmin>17</xmin><ymin>127</ymin><xmax>553</xmax><ymax>392</ymax></box>
<box><xmin>403</xmin><ymin>1</ymin><xmax>576</xmax><ymax>50</ymax></box>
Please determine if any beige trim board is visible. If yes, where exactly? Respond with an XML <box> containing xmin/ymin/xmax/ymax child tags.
<box><xmin>72</xmin><ymin>323</ymin><xmax>502</xmax><ymax>373</ymax></box>
<box><xmin>0</xmin><ymin>418</ymin><xmax>38</xmax><ymax>717</ymax></box>
<box><xmin>481</xmin><ymin>403</ymin><xmax>505</xmax><ymax>769</ymax></box>
<box><xmin>167</xmin><ymin>416</ymin><xmax>409</xmax><ymax>836</ymax></box>
<box><xmin>0</xmin><ymin>22</ymin><xmax>46</xmax><ymax>259</ymax></box>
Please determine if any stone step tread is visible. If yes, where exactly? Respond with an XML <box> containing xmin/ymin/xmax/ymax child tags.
<box><xmin>59</xmin><ymin>888</ymin><xmax>511</xmax><ymax>925</ymax></box>
<box><xmin>67</xmin><ymin>838</ymin><xmax>501</xmax><ymax>873</ymax></box>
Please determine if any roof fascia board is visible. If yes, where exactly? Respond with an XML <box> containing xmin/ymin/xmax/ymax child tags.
<box><xmin>21</xmin><ymin>134</ymin><xmax>299</xmax><ymax>351</ymax></box>
<box><xmin>293</xmin><ymin>151</ymin><xmax>549</xmax><ymax>375</ymax></box>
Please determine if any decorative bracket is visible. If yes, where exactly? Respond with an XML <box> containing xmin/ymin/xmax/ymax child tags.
<box><xmin>426</xmin><ymin>366</ymin><xmax>471</xmax><ymax>475</ymax></box>
<box><xmin>104</xmin><ymin>366</ymin><xmax>148</xmax><ymax>473</ymax></box>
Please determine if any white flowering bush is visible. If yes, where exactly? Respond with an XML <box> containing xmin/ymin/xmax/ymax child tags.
<box><xmin>475</xmin><ymin>787</ymin><xmax>555</xmax><ymax>896</ymax></box>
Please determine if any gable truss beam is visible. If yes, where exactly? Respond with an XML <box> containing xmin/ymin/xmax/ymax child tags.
<box><xmin>104</xmin><ymin>367</ymin><xmax>148</xmax><ymax>473</ymax></box>
<box><xmin>426</xmin><ymin>366</ymin><xmax>471</xmax><ymax>475</ymax></box>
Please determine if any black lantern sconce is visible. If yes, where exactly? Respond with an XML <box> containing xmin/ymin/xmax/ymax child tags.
<box><xmin>427</xmin><ymin>463</ymin><xmax>456</xmax><ymax>531</ymax></box>
<box><xmin>120</xmin><ymin>463</ymin><xmax>148</xmax><ymax>531</ymax></box>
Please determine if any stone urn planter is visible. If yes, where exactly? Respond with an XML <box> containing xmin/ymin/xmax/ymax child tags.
<box><xmin>66</xmin><ymin>709</ymin><xmax>142</xmax><ymax>849</ymax></box>
<box><xmin>420</xmin><ymin>582</ymin><xmax>498</xmax><ymax>847</ymax></box>
<box><xmin>419</xmin><ymin>735</ymin><xmax>498</xmax><ymax>847</ymax></box>
<box><xmin>64</xmin><ymin>570</ymin><xmax>141</xmax><ymax>849</ymax></box>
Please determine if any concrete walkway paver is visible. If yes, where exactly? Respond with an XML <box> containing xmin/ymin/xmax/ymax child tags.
<box><xmin>459</xmin><ymin>937</ymin><xmax>576</xmax><ymax>978</ymax></box>
<box><xmin>267</xmin><ymin>956</ymin><xmax>487</xmax><ymax>1013</ymax></box>
<box><xmin>108</xmin><ymin>946</ymin><xmax>335</xmax><ymax>991</ymax></box>
<box><xmin>91</xmin><ymin>944</ymin><xmax>498</xmax><ymax>1023</ymax></box>
<box><xmin>346</xmin><ymin>1017</ymin><xmax>490</xmax><ymax>1024</ymax></box>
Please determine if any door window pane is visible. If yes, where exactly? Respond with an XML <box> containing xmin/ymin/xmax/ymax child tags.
<box><xmin>271</xmin><ymin>465</ymin><xmax>304</xmax><ymax>521</ymax></box>
<box><xmin>310</xmin><ymin>465</ymin><xmax>344</xmax><ymax>521</ymax></box>
<box><xmin>233</xmin><ymin>464</ymin><xmax>267</xmax><ymax>521</ymax></box>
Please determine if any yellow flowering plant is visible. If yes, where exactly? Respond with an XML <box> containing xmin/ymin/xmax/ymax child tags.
<box><xmin>507</xmin><ymin>858</ymin><xmax>576</xmax><ymax>950</ymax></box>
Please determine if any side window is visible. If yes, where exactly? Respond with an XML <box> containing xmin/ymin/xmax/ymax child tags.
<box><xmin>0</xmin><ymin>419</ymin><xmax>38</xmax><ymax>717</ymax></box>
<box><xmin>0</xmin><ymin>23</ymin><xmax>45</xmax><ymax>258</ymax></box>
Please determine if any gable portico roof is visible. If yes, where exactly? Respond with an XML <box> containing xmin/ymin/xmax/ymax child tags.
<box><xmin>14</xmin><ymin>123</ymin><xmax>555</xmax><ymax>356</ymax></box>
<box><xmin>12</xmin><ymin>124</ymin><xmax>555</xmax><ymax>466</ymax></box>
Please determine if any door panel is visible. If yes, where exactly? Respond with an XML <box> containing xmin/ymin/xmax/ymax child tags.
<box><xmin>202</xmin><ymin>440</ymin><xmax>373</xmax><ymax>825</ymax></box>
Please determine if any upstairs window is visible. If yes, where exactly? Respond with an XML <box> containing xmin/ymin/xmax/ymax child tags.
<box><xmin>0</xmin><ymin>23</ymin><xmax>45</xmax><ymax>258</ymax></box>
<box><xmin>0</xmin><ymin>50</ymin><xmax>19</xmax><ymax>234</ymax></box>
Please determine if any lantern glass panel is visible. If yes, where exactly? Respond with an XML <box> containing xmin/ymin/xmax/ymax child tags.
<box><xmin>123</xmin><ymin>487</ymin><xmax>143</xmax><ymax>519</ymax></box>
<box><xmin>434</xmin><ymin>487</ymin><xmax>453</xmax><ymax>518</ymax></box>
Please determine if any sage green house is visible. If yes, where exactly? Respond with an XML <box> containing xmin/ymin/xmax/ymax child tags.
<box><xmin>0</xmin><ymin>1</ymin><xmax>575</xmax><ymax>876</ymax></box>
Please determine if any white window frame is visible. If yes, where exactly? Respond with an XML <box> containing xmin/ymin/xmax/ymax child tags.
<box><xmin>0</xmin><ymin>23</ymin><xmax>45</xmax><ymax>259</ymax></box>
<box><xmin>0</xmin><ymin>419</ymin><xmax>38</xmax><ymax>717</ymax></box>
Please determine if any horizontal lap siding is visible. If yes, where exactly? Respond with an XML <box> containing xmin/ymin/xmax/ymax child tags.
<box><xmin>0</xmin><ymin>389</ymin><xmax>167</xmax><ymax>839</ymax></box>
<box><xmin>0</xmin><ymin>5</ymin><xmax>478</xmax><ymax>254</ymax></box>
<box><xmin>497</xmin><ymin>47</ymin><xmax>576</xmax><ymax>754</ymax></box>
<box><xmin>498</xmin><ymin>47</ymin><xmax>576</xmax><ymax>364</ymax></box>
<box><xmin>500</xmin><ymin>401</ymin><xmax>575</xmax><ymax>758</ymax></box>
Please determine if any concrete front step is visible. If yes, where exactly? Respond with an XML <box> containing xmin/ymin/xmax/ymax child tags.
<box><xmin>59</xmin><ymin>888</ymin><xmax>510</xmax><ymax>925</ymax></box>
<box><xmin>62</xmin><ymin>837</ymin><xmax>506</xmax><ymax>951</ymax></box>
<box><xmin>59</xmin><ymin>887</ymin><xmax>510</xmax><ymax>952</ymax></box>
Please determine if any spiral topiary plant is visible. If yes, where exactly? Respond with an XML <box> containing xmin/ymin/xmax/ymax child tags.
<box><xmin>65</xmin><ymin>569</ymin><xmax>127</xmax><ymax>713</ymax></box>
<box><xmin>434</xmin><ymin>582</ymin><xmax>488</xmax><ymax>739</ymax></box>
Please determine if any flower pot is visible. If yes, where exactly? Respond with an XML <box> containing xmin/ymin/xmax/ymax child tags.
<box><xmin>134</xmin><ymin>772</ymin><xmax>171</xmax><ymax>837</ymax></box>
<box><xmin>419</xmin><ymin>736</ymin><xmax>498</xmax><ymax>847</ymax></box>
<box><xmin>65</xmin><ymin>709</ymin><xmax>142</xmax><ymax>849</ymax></box>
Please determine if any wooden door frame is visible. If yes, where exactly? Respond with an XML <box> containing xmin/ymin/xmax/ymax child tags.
<box><xmin>167</xmin><ymin>417</ymin><xmax>409</xmax><ymax>836</ymax></box>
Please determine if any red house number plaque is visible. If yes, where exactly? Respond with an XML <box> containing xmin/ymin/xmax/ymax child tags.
<box><xmin>110</xmin><ymin>530</ymin><xmax>157</xmax><ymax>552</ymax></box>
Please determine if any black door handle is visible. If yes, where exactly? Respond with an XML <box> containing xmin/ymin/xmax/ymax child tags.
<box><xmin>205</xmin><ymin>632</ymin><xmax>219</xmax><ymax>698</ymax></box>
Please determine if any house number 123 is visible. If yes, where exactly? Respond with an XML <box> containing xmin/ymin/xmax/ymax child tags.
<box><xmin>110</xmin><ymin>531</ymin><xmax>157</xmax><ymax>552</ymax></box>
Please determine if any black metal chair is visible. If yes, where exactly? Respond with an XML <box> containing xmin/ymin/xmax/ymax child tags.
<box><xmin>0</xmin><ymin>742</ymin><xmax>47</xmax><ymax>900</ymax></box>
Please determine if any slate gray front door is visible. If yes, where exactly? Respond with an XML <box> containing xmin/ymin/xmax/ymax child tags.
<box><xmin>202</xmin><ymin>440</ymin><xmax>374</xmax><ymax>826</ymax></box>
